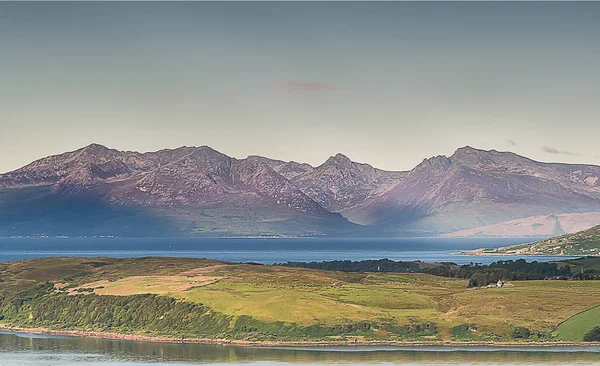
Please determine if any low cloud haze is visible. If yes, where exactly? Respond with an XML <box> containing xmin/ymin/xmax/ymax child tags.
<box><xmin>541</xmin><ymin>146</ymin><xmax>583</xmax><ymax>156</ymax></box>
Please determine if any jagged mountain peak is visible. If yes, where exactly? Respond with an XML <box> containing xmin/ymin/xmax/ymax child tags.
<box><xmin>290</xmin><ymin>153</ymin><xmax>406</xmax><ymax>214</ymax></box>
<box><xmin>152</xmin><ymin>146</ymin><xmax>233</xmax><ymax>174</ymax></box>
<box><xmin>333</xmin><ymin>152</ymin><xmax>351</xmax><ymax>160</ymax></box>
<box><xmin>185</xmin><ymin>145</ymin><xmax>230</xmax><ymax>159</ymax></box>
<box><xmin>322</xmin><ymin>153</ymin><xmax>353</xmax><ymax>168</ymax></box>
<box><xmin>147</xmin><ymin>145</ymin><xmax>222</xmax><ymax>157</ymax></box>
<box><xmin>73</xmin><ymin>143</ymin><xmax>124</xmax><ymax>162</ymax></box>
<box><xmin>416</xmin><ymin>155</ymin><xmax>452</xmax><ymax>172</ymax></box>
<box><xmin>452</xmin><ymin>145</ymin><xmax>485</xmax><ymax>156</ymax></box>
<box><xmin>2</xmin><ymin>143</ymin><xmax>128</xmax><ymax>185</ymax></box>
<box><xmin>169</xmin><ymin>145</ymin><xmax>223</xmax><ymax>155</ymax></box>
<box><xmin>243</xmin><ymin>155</ymin><xmax>286</xmax><ymax>167</ymax></box>
<box><xmin>80</xmin><ymin>142</ymin><xmax>110</xmax><ymax>151</ymax></box>
<box><xmin>242</xmin><ymin>156</ymin><xmax>314</xmax><ymax>180</ymax></box>
<box><xmin>449</xmin><ymin>146</ymin><xmax>533</xmax><ymax>165</ymax></box>
<box><xmin>448</xmin><ymin>146</ymin><xmax>498</xmax><ymax>164</ymax></box>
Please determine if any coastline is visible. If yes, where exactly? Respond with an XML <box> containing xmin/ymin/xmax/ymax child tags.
<box><xmin>456</xmin><ymin>249</ymin><xmax>580</xmax><ymax>257</ymax></box>
<box><xmin>2</xmin><ymin>324</ymin><xmax>599</xmax><ymax>348</ymax></box>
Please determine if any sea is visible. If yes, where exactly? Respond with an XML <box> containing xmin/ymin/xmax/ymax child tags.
<box><xmin>0</xmin><ymin>236</ymin><xmax>595</xmax><ymax>365</ymax></box>
<box><xmin>0</xmin><ymin>237</ymin><xmax>574</xmax><ymax>265</ymax></box>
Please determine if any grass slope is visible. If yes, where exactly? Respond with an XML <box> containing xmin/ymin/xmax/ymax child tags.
<box><xmin>554</xmin><ymin>305</ymin><xmax>600</xmax><ymax>341</ymax></box>
<box><xmin>473</xmin><ymin>225</ymin><xmax>600</xmax><ymax>256</ymax></box>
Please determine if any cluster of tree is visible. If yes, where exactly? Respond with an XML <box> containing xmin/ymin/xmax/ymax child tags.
<box><xmin>512</xmin><ymin>326</ymin><xmax>531</xmax><ymax>339</ymax></box>
<box><xmin>464</xmin><ymin>269</ymin><xmax>510</xmax><ymax>288</ymax></box>
<box><xmin>426</xmin><ymin>259</ymin><xmax>574</xmax><ymax>287</ymax></box>
<box><xmin>424</xmin><ymin>259</ymin><xmax>572</xmax><ymax>280</ymax></box>
<box><xmin>280</xmin><ymin>258</ymin><xmax>580</xmax><ymax>288</ymax></box>
<box><xmin>280</xmin><ymin>259</ymin><xmax>423</xmax><ymax>272</ymax></box>
<box><xmin>451</xmin><ymin>323</ymin><xmax>477</xmax><ymax>340</ymax></box>
<box><xmin>584</xmin><ymin>326</ymin><xmax>600</xmax><ymax>342</ymax></box>
<box><xmin>572</xmin><ymin>269</ymin><xmax>600</xmax><ymax>281</ymax></box>
<box><xmin>387</xmin><ymin>322</ymin><xmax>438</xmax><ymax>338</ymax></box>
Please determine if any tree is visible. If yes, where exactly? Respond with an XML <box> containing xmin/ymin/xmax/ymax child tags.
<box><xmin>512</xmin><ymin>326</ymin><xmax>531</xmax><ymax>339</ymax></box>
<box><xmin>583</xmin><ymin>326</ymin><xmax>600</xmax><ymax>342</ymax></box>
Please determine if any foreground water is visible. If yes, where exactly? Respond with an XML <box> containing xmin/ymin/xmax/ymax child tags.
<box><xmin>0</xmin><ymin>331</ymin><xmax>599</xmax><ymax>365</ymax></box>
<box><xmin>0</xmin><ymin>237</ymin><xmax>570</xmax><ymax>264</ymax></box>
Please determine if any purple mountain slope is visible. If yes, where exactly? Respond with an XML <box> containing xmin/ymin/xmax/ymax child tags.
<box><xmin>291</xmin><ymin>153</ymin><xmax>406</xmax><ymax>213</ymax></box>
<box><xmin>0</xmin><ymin>145</ymin><xmax>359</xmax><ymax>236</ymax></box>
<box><xmin>352</xmin><ymin>147</ymin><xmax>600</xmax><ymax>234</ymax></box>
<box><xmin>1</xmin><ymin>144</ymin><xmax>600</xmax><ymax>237</ymax></box>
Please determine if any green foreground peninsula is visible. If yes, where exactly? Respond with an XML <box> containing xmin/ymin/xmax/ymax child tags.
<box><xmin>1</xmin><ymin>257</ymin><xmax>600</xmax><ymax>344</ymax></box>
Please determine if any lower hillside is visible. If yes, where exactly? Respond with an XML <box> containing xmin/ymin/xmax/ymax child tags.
<box><xmin>553</xmin><ymin>305</ymin><xmax>600</xmax><ymax>342</ymax></box>
<box><xmin>1</xmin><ymin>257</ymin><xmax>600</xmax><ymax>343</ymax></box>
<box><xmin>467</xmin><ymin>225</ymin><xmax>600</xmax><ymax>256</ymax></box>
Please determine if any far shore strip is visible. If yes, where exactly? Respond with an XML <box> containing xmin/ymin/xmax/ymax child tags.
<box><xmin>456</xmin><ymin>249</ymin><xmax>575</xmax><ymax>257</ymax></box>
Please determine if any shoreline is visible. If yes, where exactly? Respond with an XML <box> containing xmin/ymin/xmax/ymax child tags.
<box><xmin>456</xmin><ymin>249</ymin><xmax>582</xmax><ymax>257</ymax></box>
<box><xmin>2</xmin><ymin>324</ymin><xmax>600</xmax><ymax>348</ymax></box>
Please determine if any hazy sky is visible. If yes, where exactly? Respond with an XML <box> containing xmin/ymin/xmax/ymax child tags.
<box><xmin>1</xmin><ymin>2</ymin><xmax>600</xmax><ymax>173</ymax></box>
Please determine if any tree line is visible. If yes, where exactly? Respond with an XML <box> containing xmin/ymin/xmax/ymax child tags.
<box><xmin>280</xmin><ymin>258</ymin><xmax>585</xmax><ymax>287</ymax></box>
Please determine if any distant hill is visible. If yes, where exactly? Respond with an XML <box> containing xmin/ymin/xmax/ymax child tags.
<box><xmin>466</xmin><ymin>225</ymin><xmax>600</xmax><ymax>256</ymax></box>
<box><xmin>2</xmin><ymin>144</ymin><xmax>600</xmax><ymax>237</ymax></box>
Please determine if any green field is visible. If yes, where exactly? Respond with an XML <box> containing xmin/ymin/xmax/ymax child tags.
<box><xmin>1</xmin><ymin>257</ymin><xmax>600</xmax><ymax>342</ymax></box>
<box><xmin>553</xmin><ymin>305</ymin><xmax>600</xmax><ymax>341</ymax></box>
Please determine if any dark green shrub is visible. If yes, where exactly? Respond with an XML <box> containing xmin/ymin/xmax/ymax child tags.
<box><xmin>512</xmin><ymin>326</ymin><xmax>531</xmax><ymax>339</ymax></box>
<box><xmin>452</xmin><ymin>323</ymin><xmax>477</xmax><ymax>339</ymax></box>
<box><xmin>583</xmin><ymin>326</ymin><xmax>600</xmax><ymax>342</ymax></box>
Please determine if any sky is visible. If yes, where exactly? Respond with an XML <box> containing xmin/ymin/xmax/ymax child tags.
<box><xmin>1</xmin><ymin>2</ymin><xmax>600</xmax><ymax>173</ymax></box>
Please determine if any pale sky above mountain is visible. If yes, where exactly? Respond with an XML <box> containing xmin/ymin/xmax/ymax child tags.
<box><xmin>1</xmin><ymin>2</ymin><xmax>600</xmax><ymax>173</ymax></box>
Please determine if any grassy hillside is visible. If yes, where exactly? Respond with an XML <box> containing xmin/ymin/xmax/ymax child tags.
<box><xmin>1</xmin><ymin>257</ymin><xmax>600</xmax><ymax>343</ymax></box>
<box><xmin>467</xmin><ymin>225</ymin><xmax>600</xmax><ymax>256</ymax></box>
<box><xmin>554</xmin><ymin>305</ymin><xmax>600</xmax><ymax>341</ymax></box>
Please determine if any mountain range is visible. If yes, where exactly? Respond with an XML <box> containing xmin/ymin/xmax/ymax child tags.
<box><xmin>1</xmin><ymin>144</ymin><xmax>600</xmax><ymax>237</ymax></box>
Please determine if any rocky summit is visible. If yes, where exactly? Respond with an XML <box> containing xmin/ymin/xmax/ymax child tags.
<box><xmin>1</xmin><ymin>144</ymin><xmax>600</xmax><ymax>237</ymax></box>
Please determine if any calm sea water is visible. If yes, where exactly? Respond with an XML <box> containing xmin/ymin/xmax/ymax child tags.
<box><xmin>0</xmin><ymin>331</ymin><xmax>599</xmax><ymax>365</ymax></box>
<box><xmin>0</xmin><ymin>237</ymin><xmax>572</xmax><ymax>264</ymax></box>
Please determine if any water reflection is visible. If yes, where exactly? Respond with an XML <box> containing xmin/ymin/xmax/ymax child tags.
<box><xmin>1</xmin><ymin>331</ymin><xmax>599</xmax><ymax>365</ymax></box>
